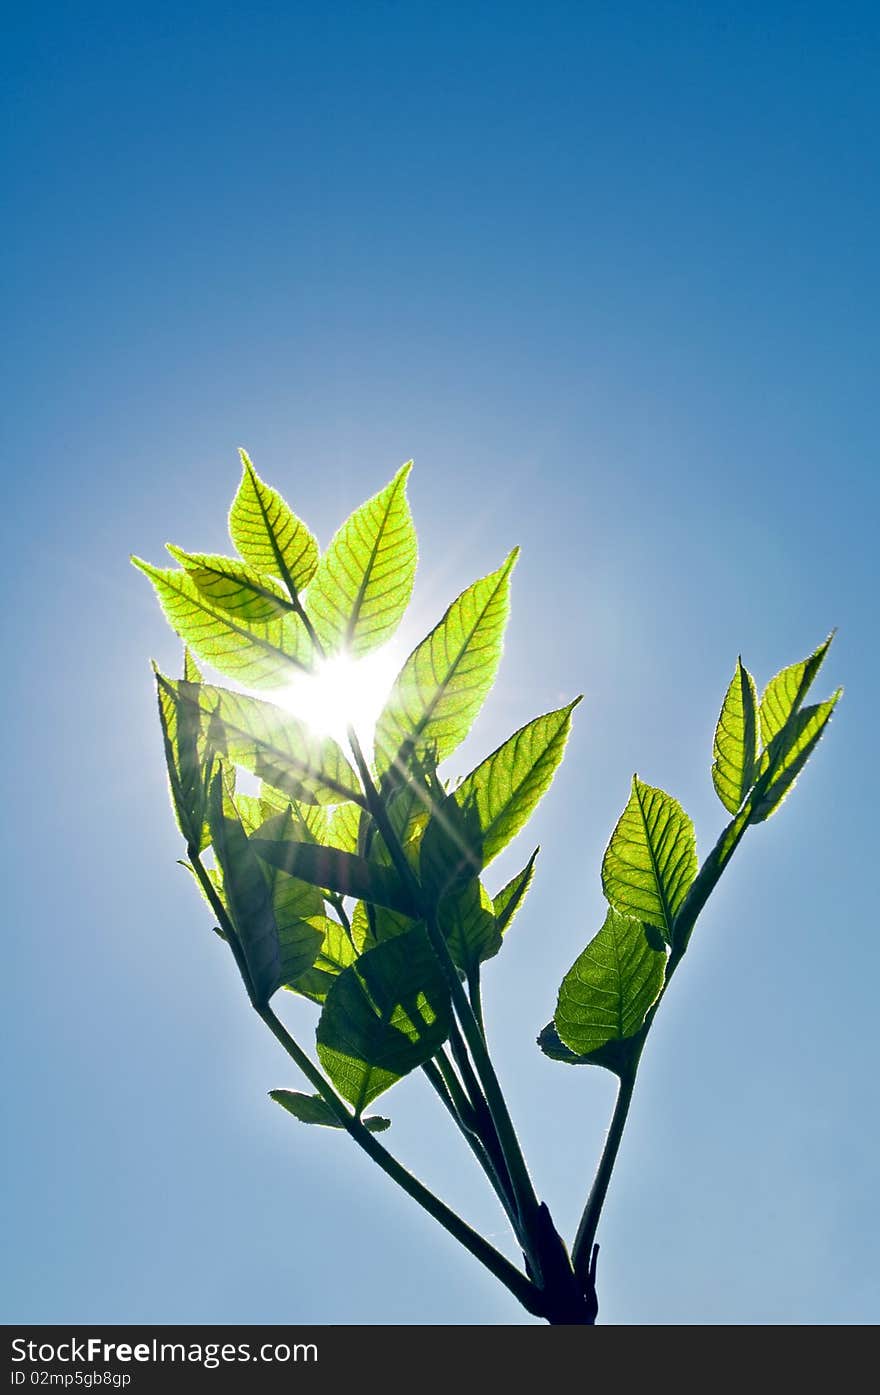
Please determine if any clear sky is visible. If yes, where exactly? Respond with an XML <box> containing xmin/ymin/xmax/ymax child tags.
<box><xmin>3</xmin><ymin>1</ymin><xmax>877</xmax><ymax>1325</ymax></box>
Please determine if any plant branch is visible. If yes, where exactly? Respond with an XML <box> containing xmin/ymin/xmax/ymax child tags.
<box><xmin>423</xmin><ymin>1058</ymin><xmax>522</xmax><ymax>1231</ymax></box>
<box><xmin>189</xmin><ymin>846</ymin><xmax>537</xmax><ymax>1307</ymax></box>
<box><xmin>259</xmin><ymin>1003</ymin><xmax>541</xmax><ymax>1313</ymax></box>
<box><xmin>346</xmin><ymin>727</ymin><xmax>547</xmax><ymax>1274</ymax></box>
<box><xmin>572</xmin><ymin>1062</ymin><xmax>638</xmax><ymax>1282</ymax></box>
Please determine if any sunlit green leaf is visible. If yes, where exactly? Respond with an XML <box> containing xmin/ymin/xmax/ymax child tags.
<box><xmin>207</xmin><ymin>770</ymin><xmax>280</xmax><ymax>1004</ymax></box>
<box><xmin>758</xmin><ymin>632</ymin><xmax>834</xmax><ymax>749</ymax></box>
<box><xmin>551</xmin><ymin>908</ymin><xmax>667</xmax><ymax>1074</ymax></box>
<box><xmin>154</xmin><ymin>668</ymin><xmax>208</xmax><ymax>851</ymax></box>
<box><xmin>453</xmin><ymin>701</ymin><xmax>580</xmax><ymax>866</ymax></box>
<box><xmin>251</xmin><ymin>809</ymin><xmax>325</xmax><ymax>985</ymax></box>
<box><xmin>439</xmin><ymin>880</ymin><xmax>501</xmax><ymax>973</ymax></box>
<box><xmin>161</xmin><ymin>679</ymin><xmax>361</xmax><ymax>805</ymax></box>
<box><xmin>601</xmin><ymin>777</ymin><xmax>697</xmax><ymax>943</ymax></box>
<box><xmin>166</xmin><ymin>545</ymin><xmax>295</xmax><ymax>624</ymax></box>
<box><xmin>307</xmin><ymin>462</ymin><xmax>417</xmax><ymax>657</ymax></box>
<box><xmin>284</xmin><ymin>918</ymin><xmax>356</xmax><ymax>1004</ymax></box>
<box><xmin>183</xmin><ymin>648</ymin><xmax>202</xmax><ymax>683</ymax></box>
<box><xmin>252</xmin><ymin>838</ymin><xmax>418</xmax><ymax>917</ymax></box>
<box><xmin>133</xmin><ymin>558</ymin><xmax>313</xmax><ymax>688</ymax></box>
<box><xmin>751</xmin><ymin>690</ymin><xmax>842</xmax><ymax>822</ymax></box>
<box><xmin>351</xmin><ymin>899</ymin><xmax>417</xmax><ymax>952</ymax></box>
<box><xmin>316</xmin><ymin>929</ymin><xmax>452</xmax><ymax>1110</ymax></box>
<box><xmin>229</xmin><ymin>450</ymin><xmax>318</xmax><ymax>594</ymax></box>
<box><xmin>374</xmin><ymin>550</ymin><xmax>518</xmax><ymax>776</ymax></box>
<box><xmin>420</xmin><ymin>795</ymin><xmax>483</xmax><ymax>904</ymax></box>
<box><xmin>257</xmin><ymin>789</ymin><xmax>329</xmax><ymax>845</ymax></box>
<box><xmin>328</xmin><ymin>802</ymin><xmax>363</xmax><ymax>854</ymax></box>
<box><xmin>493</xmin><ymin>849</ymin><xmax>539</xmax><ymax>935</ymax></box>
<box><xmin>270</xmin><ymin>1090</ymin><xmax>390</xmax><ymax>1132</ymax></box>
<box><xmin>712</xmin><ymin>658</ymin><xmax>759</xmax><ymax>814</ymax></box>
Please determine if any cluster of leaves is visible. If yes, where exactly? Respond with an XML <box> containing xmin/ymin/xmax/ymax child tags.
<box><xmin>540</xmin><ymin>639</ymin><xmax>841</xmax><ymax>1079</ymax></box>
<box><xmin>134</xmin><ymin>453</ymin><xmax>580</xmax><ymax>1129</ymax></box>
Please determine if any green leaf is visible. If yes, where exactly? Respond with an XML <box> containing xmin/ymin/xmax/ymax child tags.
<box><xmin>284</xmin><ymin>918</ymin><xmax>357</xmax><ymax>1003</ymax></box>
<box><xmin>751</xmin><ymin>690</ymin><xmax>842</xmax><ymax>822</ymax></box>
<box><xmin>374</xmin><ymin>550</ymin><xmax>518</xmax><ymax>776</ymax></box>
<box><xmin>712</xmin><ymin>658</ymin><xmax>759</xmax><ymax>814</ymax></box>
<box><xmin>306</xmin><ymin>462</ymin><xmax>417</xmax><ymax>657</ymax></box>
<box><xmin>183</xmin><ymin>648</ymin><xmax>202</xmax><ymax>683</ymax></box>
<box><xmin>537</xmin><ymin>1022</ymin><xmax>588</xmax><ymax>1064</ymax></box>
<box><xmin>229</xmin><ymin>450</ymin><xmax>319</xmax><ymax>594</ymax></box>
<box><xmin>257</xmin><ymin>791</ymin><xmax>329</xmax><ymax>845</ymax></box>
<box><xmin>162</xmin><ymin>679</ymin><xmax>361</xmax><ymax>805</ymax></box>
<box><xmin>551</xmin><ymin>908</ymin><xmax>667</xmax><ymax>1074</ymax></box>
<box><xmin>601</xmin><ymin>776</ymin><xmax>697</xmax><ymax>943</ymax></box>
<box><xmin>154</xmin><ymin>667</ymin><xmax>208</xmax><ymax>851</ymax></box>
<box><xmin>419</xmin><ymin>794</ymin><xmax>484</xmax><ymax>905</ymax></box>
<box><xmin>328</xmin><ymin>802</ymin><xmax>363</xmax><ymax>853</ymax></box>
<box><xmin>251</xmin><ymin>809</ymin><xmax>325</xmax><ymax>985</ymax></box>
<box><xmin>133</xmin><ymin>558</ymin><xmax>313</xmax><ymax>688</ymax></box>
<box><xmin>316</xmin><ymin>928</ymin><xmax>452</xmax><ymax>1110</ymax></box>
<box><xmin>758</xmin><ymin>632</ymin><xmax>834</xmax><ymax>749</ymax></box>
<box><xmin>270</xmin><ymin>1090</ymin><xmax>390</xmax><ymax>1132</ymax></box>
<box><xmin>493</xmin><ymin>849</ymin><xmax>539</xmax><ymax>935</ymax></box>
<box><xmin>252</xmin><ymin>838</ymin><xmax>418</xmax><ymax>917</ymax></box>
<box><xmin>351</xmin><ymin>899</ymin><xmax>417</xmax><ymax>952</ymax></box>
<box><xmin>207</xmin><ymin>770</ymin><xmax>280</xmax><ymax>1004</ymax></box>
<box><xmin>166</xmin><ymin>545</ymin><xmax>295</xmax><ymax>624</ymax></box>
<box><xmin>453</xmin><ymin>701</ymin><xmax>580</xmax><ymax>866</ymax></box>
<box><xmin>439</xmin><ymin>880</ymin><xmax>501</xmax><ymax>973</ymax></box>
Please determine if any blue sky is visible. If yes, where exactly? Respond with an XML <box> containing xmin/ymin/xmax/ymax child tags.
<box><xmin>3</xmin><ymin>1</ymin><xmax>877</xmax><ymax>1324</ymax></box>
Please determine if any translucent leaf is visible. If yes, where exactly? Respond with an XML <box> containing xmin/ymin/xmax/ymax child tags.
<box><xmin>758</xmin><ymin>632</ymin><xmax>834</xmax><ymax>749</ymax></box>
<box><xmin>751</xmin><ymin>690</ymin><xmax>842</xmax><ymax>823</ymax></box>
<box><xmin>419</xmin><ymin>795</ymin><xmax>483</xmax><ymax>905</ymax></box>
<box><xmin>712</xmin><ymin>658</ymin><xmax>759</xmax><ymax>814</ymax></box>
<box><xmin>251</xmin><ymin>809</ymin><xmax>325</xmax><ymax>986</ymax></box>
<box><xmin>316</xmin><ymin>928</ymin><xmax>452</xmax><ymax>1110</ymax></box>
<box><xmin>161</xmin><ymin>679</ymin><xmax>361</xmax><ymax>805</ymax></box>
<box><xmin>374</xmin><ymin>550</ymin><xmax>518</xmax><ymax>776</ymax></box>
<box><xmin>207</xmin><ymin>770</ymin><xmax>280</xmax><ymax>1005</ymax></box>
<box><xmin>183</xmin><ymin>648</ymin><xmax>202</xmax><ymax>683</ymax></box>
<box><xmin>132</xmin><ymin>558</ymin><xmax>313</xmax><ymax>688</ymax></box>
<box><xmin>439</xmin><ymin>880</ymin><xmax>501</xmax><ymax>973</ymax></box>
<box><xmin>166</xmin><ymin>545</ymin><xmax>295</xmax><ymax>623</ymax></box>
<box><xmin>284</xmin><ymin>918</ymin><xmax>357</xmax><ymax>1004</ymax></box>
<box><xmin>452</xmin><ymin>701</ymin><xmax>580</xmax><ymax>866</ymax></box>
<box><xmin>551</xmin><ymin>908</ymin><xmax>667</xmax><ymax>1074</ymax></box>
<box><xmin>329</xmin><ymin>802</ymin><xmax>363</xmax><ymax>854</ymax></box>
<box><xmin>270</xmin><ymin>1090</ymin><xmax>390</xmax><ymax>1132</ymax></box>
<box><xmin>252</xmin><ymin>838</ymin><xmax>418</xmax><ymax>918</ymax></box>
<box><xmin>351</xmin><ymin>900</ymin><xmax>417</xmax><ymax>952</ymax></box>
<box><xmin>229</xmin><ymin>449</ymin><xmax>318</xmax><ymax>593</ymax></box>
<box><xmin>601</xmin><ymin>777</ymin><xmax>697</xmax><ymax>943</ymax></box>
<box><xmin>493</xmin><ymin>849</ymin><xmax>539</xmax><ymax>935</ymax></box>
<box><xmin>154</xmin><ymin>668</ymin><xmax>208</xmax><ymax>851</ymax></box>
<box><xmin>306</xmin><ymin>462</ymin><xmax>417</xmax><ymax>657</ymax></box>
<box><xmin>257</xmin><ymin>791</ymin><xmax>329</xmax><ymax>845</ymax></box>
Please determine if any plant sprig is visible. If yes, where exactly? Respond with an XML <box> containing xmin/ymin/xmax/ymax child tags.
<box><xmin>134</xmin><ymin>451</ymin><xmax>841</xmax><ymax>1324</ymax></box>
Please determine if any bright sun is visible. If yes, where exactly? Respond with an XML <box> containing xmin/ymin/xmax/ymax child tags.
<box><xmin>273</xmin><ymin>647</ymin><xmax>402</xmax><ymax>746</ymax></box>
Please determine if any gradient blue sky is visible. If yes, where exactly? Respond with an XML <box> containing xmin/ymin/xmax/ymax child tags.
<box><xmin>3</xmin><ymin>1</ymin><xmax>877</xmax><ymax>1325</ymax></box>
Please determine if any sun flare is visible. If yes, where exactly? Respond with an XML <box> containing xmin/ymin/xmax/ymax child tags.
<box><xmin>273</xmin><ymin>648</ymin><xmax>402</xmax><ymax>746</ymax></box>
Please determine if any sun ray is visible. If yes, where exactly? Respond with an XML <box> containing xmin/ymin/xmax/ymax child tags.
<box><xmin>271</xmin><ymin>645</ymin><xmax>403</xmax><ymax>748</ymax></box>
